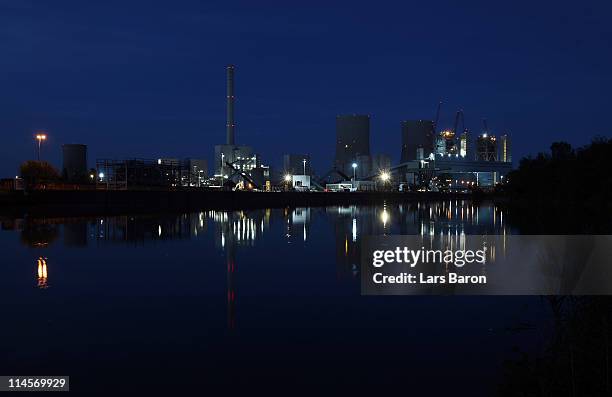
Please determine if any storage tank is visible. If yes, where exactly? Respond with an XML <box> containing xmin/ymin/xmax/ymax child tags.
<box><xmin>62</xmin><ymin>144</ymin><xmax>87</xmax><ymax>181</ymax></box>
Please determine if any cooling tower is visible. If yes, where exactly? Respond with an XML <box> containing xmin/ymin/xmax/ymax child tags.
<box><xmin>400</xmin><ymin>120</ymin><xmax>435</xmax><ymax>162</ymax></box>
<box><xmin>335</xmin><ymin>115</ymin><xmax>370</xmax><ymax>171</ymax></box>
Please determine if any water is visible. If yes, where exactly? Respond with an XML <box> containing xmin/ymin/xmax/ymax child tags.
<box><xmin>0</xmin><ymin>201</ymin><xmax>546</xmax><ymax>394</ymax></box>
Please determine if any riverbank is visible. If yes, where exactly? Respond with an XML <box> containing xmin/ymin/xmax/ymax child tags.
<box><xmin>0</xmin><ymin>189</ymin><xmax>492</xmax><ymax>217</ymax></box>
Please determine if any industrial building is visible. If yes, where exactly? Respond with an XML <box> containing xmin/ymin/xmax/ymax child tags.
<box><xmin>400</xmin><ymin>120</ymin><xmax>435</xmax><ymax>162</ymax></box>
<box><xmin>393</xmin><ymin>108</ymin><xmax>513</xmax><ymax>190</ymax></box>
<box><xmin>499</xmin><ymin>134</ymin><xmax>511</xmax><ymax>163</ymax></box>
<box><xmin>213</xmin><ymin>65</ymin><xmax>271</xmax><ymax>190</ymax></box>
<box><xmin>335</xmin><ymin>115</ymin><xmax>371</xmax><ymax>178</ymax></box>
<box><xmin>96</xmin><ymin>158</ymin><xmax>182</xmax><ymax>188</ymax></box>
<box><xmin>476</xmin><ymin>134</ymin><xmax>498</xmax><ymax>161</ymax></box>
<box><xmin>289</xmin><ymin>175</ymin><xmax>311</xmax><ymax>191</ymax></box>
<box><xmin>459</xmin><ymin>131</ymin><xmax>468</xmax><ymax>158</ymax></box>
<box><xmin>182</xmin><ymin>158</ymin><xmax>208</xmax><ymax>187</ymax></box>
<box><xmin>96</xmin><ymin>158</ymin><xmax>208</xmax><ymax>189</ymax></box>
<box><xmin>62</xmin><ymin>144</ymin><xmax>88</xmax><ymax>182</ymax></box>
<box><xmin>214</xmin><ymin>145</ymin><xmax>254</xmax><ymax>176</ymax></box>
<box><xmin>395</xmin><ymin>155</ymin><xmax>513</xmax><ymax>189</ymax></box>
<box><xmin>214</xmin><ymin>65</ymin><xmax>252</xmax><ymax>177</ymax></box>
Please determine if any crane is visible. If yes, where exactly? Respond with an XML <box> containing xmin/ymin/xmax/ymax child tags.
<box><xmin>453</xmin><ymin>109</ymin><xmax>465</xmax><ymax>135</ymax></box>
<box><xmin>433</xmin><ymin>101</ymin><xmax>442</xmax><ymax>133</ymax></box>
<box><xmin>482</xmin><ymin>118</ymin><xmax>490</xmax><ymax>136</ymax></box>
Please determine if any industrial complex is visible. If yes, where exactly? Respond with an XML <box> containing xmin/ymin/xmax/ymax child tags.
<box><xmin>4</xmin><ymin>65</ymin><xmax>514</xmax><ymax>194</ymax></box>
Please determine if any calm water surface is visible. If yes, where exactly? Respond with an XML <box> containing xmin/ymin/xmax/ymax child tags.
<box><xmin>0</xmin><ymin>201</ymin><xmax>546</xmax><ymax>394</ymax></box>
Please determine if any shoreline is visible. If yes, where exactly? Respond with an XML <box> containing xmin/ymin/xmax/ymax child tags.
<box><xmin>0</xmin><ymin>189</ymin><xmax>497</xmax><ymax>217</ymax></box>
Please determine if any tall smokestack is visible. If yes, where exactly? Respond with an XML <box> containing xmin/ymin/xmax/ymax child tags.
<box><xmin>226</xmin><ymin>64</ymin><xmax>235</xmax><ymax>145</ymax></box>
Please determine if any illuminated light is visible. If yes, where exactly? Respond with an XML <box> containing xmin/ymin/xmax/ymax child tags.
<box><xmin>284</xmin><ymin>174</ymin><xmax>292</xmax><ymax>182</ymax></box>
<box><xmin>352</xmin><ymin>163</ymin><xmax>357</xmax><ymax>169</ymax></box>
<box><xmin>98</xmin><ymin>172</ymin><xmax>105</xmax><ymax>179</ymax></box>
<box><xmin>381</xmin><ymin>208</ymin><xmax>389</xmax><ymax>227</ymax></box>
<box><xmin>379</xmin><ymin>171</ymin><xmax>390</xmax><ymax>182</ymax></box>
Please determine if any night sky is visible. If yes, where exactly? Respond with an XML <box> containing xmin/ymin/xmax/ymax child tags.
<box><xmin>1</xmin><ymin>0</ymin><xmax>611</xmax><ymax>176</ymax></box>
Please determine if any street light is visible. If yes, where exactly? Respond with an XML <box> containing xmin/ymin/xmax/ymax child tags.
<box><xmin>284</xmin><ymin>174</ymin><xmax>292</xmax><ymax>191</ymax></box>
<box><xmin>380</xmin><ymin>171</ymin><xmax>390</xmax><ymax>182</ymax></box>
<box><xmin>351</xmin><ymin>162</ymin><xmax>357</xmax><ymax>188</ymax></box>
<box><xmin>302</xmin><ymin>158</ymin><xmax>307</xmax><ymax>175</ymax></box>
<box><xmin>35</xmin><ymin>133</ymin><xmax>47</xmax><ymax>161</ymax></box>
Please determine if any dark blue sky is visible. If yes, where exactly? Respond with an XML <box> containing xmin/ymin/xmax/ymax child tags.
<box><xmin>1</xmin><ymin>0</ymin><xmax>611</xmax><ymax>175</ymax></box>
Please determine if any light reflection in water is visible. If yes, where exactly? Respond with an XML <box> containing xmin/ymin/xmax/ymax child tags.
<box><xmin>36</xmin><ymin>257</ymin><xmax>48</xmax><ymax>289</ymax></box>
<box><xmin>7</xmin><ymin>201</ymin><xmax>512</xmax><ymax>325</ymax></box>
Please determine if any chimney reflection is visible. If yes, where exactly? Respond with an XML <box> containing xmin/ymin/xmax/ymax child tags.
<box><xmin>207</xmin><ymin>209</ymin><xmax>272</xmax><ymax>329</ymax></box>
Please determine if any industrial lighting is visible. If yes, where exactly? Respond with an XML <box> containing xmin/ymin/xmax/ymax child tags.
<box><xmin>351</xmin><ymin>162</ymin><xmax>358</xmax><ymax>185</ymax></box>
<box><xmin>381</xmin><ymin>208</ymin><xmax>389</xmax><ymax>227</ymax></box>
<box><xmin>35</xmin><ymin>133</ymin><xmax>47</xmax><ymax>161</ymax></box>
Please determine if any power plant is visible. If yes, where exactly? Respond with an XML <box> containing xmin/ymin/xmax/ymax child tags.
<box><xmin>213</xmin><ymin>65</ymin><xmax>270</xmax><ymax>189</ymax></box>
<box><xmin>393</xmin><ymin>105</ymin><xmax>513</xmax><ymax>190</ymax></box>
<box><xmin>12</xmin><ymin>65</ymin><xmax>516</xmax><ymax>194</ymax></box>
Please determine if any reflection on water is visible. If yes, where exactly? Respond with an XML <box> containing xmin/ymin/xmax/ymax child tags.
<box><xmin>5</xmin><ymin>201</ymin><xmax>509</xmax><ymax>248</ymax></box>
<box><xmin>2</xmin><ymin>201</ymin><xmax>512</xmax><ymax>325</ymax></box>
<box><xmin>36</xmin><ymin>257</ymin><xmax>48</xmax><ymax>289</ymax></box>
<box><xmin>2</xmin><ymin>200</ymin><xmax>512</xmax><ymax>292</ymax></box>
<box><xmin>0</xmin><ymin>201</ymin><xmax>542</xmax><ymax>394</ymax></box>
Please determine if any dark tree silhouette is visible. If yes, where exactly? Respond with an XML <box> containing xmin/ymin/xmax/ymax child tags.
<box><xmin>19</xmin><ymin>161</ymin><xmax>60</xmax><ymax>184</ymax></box>
<box><xmin>503</xmin><ymin>137</ymin><xmax>612</xmax><ymax>233</ymax></box>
